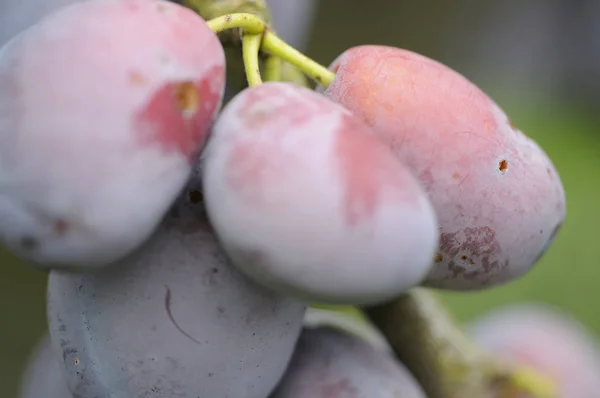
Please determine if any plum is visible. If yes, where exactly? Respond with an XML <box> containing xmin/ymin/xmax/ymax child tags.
<box><xmin>270</xmin><ymin>326</ymin><xmax>425</xmax><ymax>398</ymax></box>
<box><xmin>324</xmin><ymin>45</ymin><xmax>566</xmax><ymax>290</ymax></box>
<box><xmin>202</xmin><ymin>81</ymin><xmax>438</xmax><ymax>305</ymax></box>
<box><xmin>468</xmin><ymin>303</ymin><xmax>600</xmax><ymax>398</ymax></box>
<box><xmin>0</xmin><ymin>0</ymin><xmax>225</xmax><ymax>269</ymax></box>
<box><xmin>46</xmin><ymin>165</ymin><xmax>306</xmax><ymax>398</ymax></box>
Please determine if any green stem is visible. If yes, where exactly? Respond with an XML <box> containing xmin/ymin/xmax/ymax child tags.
<box><xmin>206</xmin><ymin>13</ymin><xmax>335</xmax><ymax>88</ymax></box>
<box><xmin>241</xmin><ymin>33</ymin><xmax>263</xmax><ymax>86</ymax></box>
<box><xmin>263</xmin><ymin>55</ymin><xmax>282</xmax><ymax>82</ymax></box>
<box><xmin>365</xmin><ymin>288</ymin><xmax>557</xmax><ymax>398</ymax></box>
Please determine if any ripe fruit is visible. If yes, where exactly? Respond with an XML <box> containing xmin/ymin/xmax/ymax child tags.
<box><xmin>46</xmin><ymin>166</ymin><xmax>306</xmax><ymax>398</ymax></box>
<box><xmin>0</xmin><ymin>0</ymin><xmax>225</xmax><ymax>269</ymax></box>
<box><xmin>468</xmin><ymin>303</ymin><xmax>600</xmax><ymax>397</ymax></box>
<box><xmin>324</xmin><ymin>45</ymin><xmax>566</xmax><ymax>290</ymax></box>
<box><xmin>202</xmin><ymin>81</ymin><xmax>438</xmax><ymax>305</ymax></box>
<box><xmin>270</xmin><ymin>326</ymin><xmax>426</xmax><ymax>398</ymax></box>
<box><xmin>18</xmin><ymin>333</ymin><xmax>70</xmax><ymax>398</ymax></box>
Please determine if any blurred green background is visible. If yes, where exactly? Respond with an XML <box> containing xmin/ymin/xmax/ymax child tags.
<box><xmin>2</xmin><ymin>1</ymin><xmax>599</xmax><ymax>396</ymax></box>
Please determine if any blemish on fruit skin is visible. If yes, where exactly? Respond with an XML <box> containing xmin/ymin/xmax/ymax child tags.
<box><xmin>129</xmin><ymin>70</ymin><xmax>147</xmax><ymax>86</ymax></box>
<box><xmin>173</xmin><ymin>82</ymin><xmax>199</xmax><ymax>116</ymax></box>
<box><xmin>164</xmin><ymin>285</ymin><xmax>203</xmax><ymax>346</ymax></box>
<box><xmin>435</xmin><ymin>253</ymin><xmax>443</xmax><ymax>263</ymax></box>
<box><xmin>54</xmin><ymin>219</ymin><xmax>70</xmax><ymax>235</ymax></box>
<box><xmin>440</xmin><ymin>226</ymin><xmax>507</xmax><ymax>280</ymax></box>
<box><xmin>20</xmin><ymin>236</ymin><xmax>39</xmax><ymax>250</ymax></box>
<box><xmin>498</xmin><ymin>159</ymin><xmax>508</xmax><ymax>173</ymax></box>
<box><xmin>134</xmin><ymin>65</ymin><xmax>224</xmax><ymax>163</ymax></box>
<box><xmin>452</xmin><ymin>172</ymin><xmax>461</xmax><ymax>180</ymax></box>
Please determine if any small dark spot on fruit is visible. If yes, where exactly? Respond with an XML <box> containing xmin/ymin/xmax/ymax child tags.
<box><xmin>434</xmin><ymin>253</ymin><xmax>443</xmax><ymax>263</ymax></box>
<box><xmin>74</xmin><ymin>358</ymin><xmax>80</xmax><ymax>365</ymax></box>
<box><xmin>452</xmin><ymin>172</ymin><xmax>461</xmax><ymax>180</ymax></box>
<box><xmin>208</xmin><ymin>372</ymin><xmax>213</xmax><ymax>377</ymax></box>
<box><xmin>461</xmin><ymin>255</ymin><xmax>468</xmax><ymax>260</ymax></box>
<box><xmin>20</xmin><ymin>236</ymin><xmax>39</xmax><ymax>250</ymax></box>
<box><xmin>217</xmin><ymin>306</ymin><xmax>225</xmax><ymax>313</ymax></box>
<box><xmin>212</xmin><ymin>267</ymin><xmax>218</xmax><ymax>273</ymax></box>
<box><xmin>188</xmin><ymin>189</ymin><xmax>203</xmax><ymax>204</ymax></box>
<box><xmin>498</xmin><ymin>159</ymin><xmax>508</xmax><ymax>173</ymax></box>
<box><xmin>54</xmin><ymin>219</ymin><xmax>70</xmax><ymax>235</ymax></box>
<box><xmin>129</xmin><ymin>70</ymin><xmax>146</xmax><ymax>86</ymax></box>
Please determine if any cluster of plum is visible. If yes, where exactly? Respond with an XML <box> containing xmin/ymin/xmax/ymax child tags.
<box><xmin>2</xmin><ymin>0</ymin><xmax>595</xmax><ymax>397</ymax></box>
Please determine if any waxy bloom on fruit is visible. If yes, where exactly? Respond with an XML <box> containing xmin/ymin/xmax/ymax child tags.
<box><xmin>324</xmin><ymin>45</ymin><xmax>566</xmax><ymax>290</ymax></box>
<box><xmin>0</xmin><ymin>0</ymin><xmax>225</xmax><ymax>269</ymax></box>
<box><xmin>202</xmin><ymin>82</ymin><xmax>438</xmax><ymax>305</ymax></box>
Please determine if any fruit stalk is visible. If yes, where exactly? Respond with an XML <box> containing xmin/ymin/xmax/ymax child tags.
<box><xmin>365</xmin><ymin>288</ymin><xmax>557</xmax><ymax>398</ymax></box>
<box><xmin>181</xmin><ymin>0</ymin><xmax>271</xmax><ymax>46</ymax></box>
<box><xmin>207</xmin><ymin>13</ymin><xmax>335</xmax><ymax>87</ymax></box>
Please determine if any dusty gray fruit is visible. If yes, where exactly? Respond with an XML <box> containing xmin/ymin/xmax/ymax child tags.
<box><xmin>46</xmin><ymin>166</ymin><xmax>307</xmax><ymax>398</ymax></box>
<box><xmin>270</xmin><ymin>326</ymin><xmax>426</xmax><ymax>398</ymax></box>
<box><xmin>18</xmin><ymin>333</ymin><xmax>71</xmax><ymax>398</ymax></box>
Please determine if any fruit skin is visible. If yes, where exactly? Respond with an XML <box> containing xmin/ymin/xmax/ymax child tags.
<box><xmin>303</xmin><ymin>307</ymin><xmax>391</xmax><ymax>353</ymax></box>
<box><xmin>202</xmin><ymin>81</ymin><xmax>439</xmax><ymax>305</ymax></box>
<box><xmin>0</xmin><ymin>0</ymin><xmax>225</xmax><ymax>269</ymax></box>
<box><xmin>46</xmin><ymin>165</ymin><xmax>306</xmax><ymax>398</ymax></box>
<box><xmin>270</xmin><ymin>326</ymin><xmax>426</xmax><ymax>398</ymax></box>
<box><xmin>0</xmin><ymin>0</ymin><xmax>85</xmax><ymax>47</ymax></box>
<box><xmin>468</xmin><ymin>303</ymin><xmax>600</xmax><ymax>398</ymax></box>
<box><xmin>18</xmin><ymin>333</ymin><xmax>71</xmax><ymax>398</ymax></box>
<box><xmin>324</xmin><ymin>45</ymin><xmax>566</xmax><ymax>290</ymax></box>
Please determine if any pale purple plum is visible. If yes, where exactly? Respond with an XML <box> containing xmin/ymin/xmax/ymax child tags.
<box><xmin>0</xmin><ymin>0</ymin><xmax>225</xmax><ymax>269</ymax></box>
<box><xmin>202</xmin><ymin>82</ymin><xmax>439</xmax><ymax>305</ymax></box>
<box><xmin>46</xmin><ymin>165</ymin><xmax>306</xmax><ymax>398</ymax></box>
<box><xmin>18</xmin><ymin>333</ymin><xmax>71</xmax><ymax>398</ymax></box>
<box><xmin>324</xmin><ymin>45</ymin><xmax>566</xmax><ymax>290</ymax></box>
<box><xmin>270</xmin><ymin>326</ymin><xmax>426</xmax><ymax>398</ymax></box>
<box><xmin>468</xmin><ymin>303</ymin><xmax>600</xmax><ymax>398</ymax></box>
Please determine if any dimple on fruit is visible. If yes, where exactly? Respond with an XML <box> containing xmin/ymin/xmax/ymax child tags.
<box><xmin>0</xmin><ymin>0</ymin><xmax>225</xmax><ymax>269</ymax></box>
<box><xmin>324</xmin><ymin>45</ymin><xmax>566</xmax><ymax>290</ymax></box>
<box><xmin>202</xmin><ymin>81</ymin><xmax>439</xmax><ymax>306</ymax></box>
<box><xmin>47</xmin><ymin>166</ymin><xmax>306</xmax><ymax>398</ymax></box>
